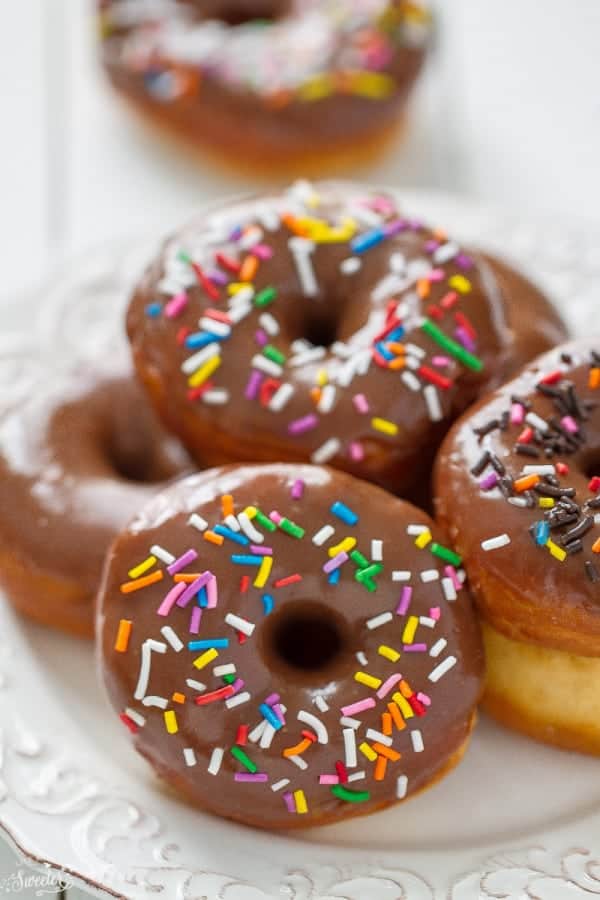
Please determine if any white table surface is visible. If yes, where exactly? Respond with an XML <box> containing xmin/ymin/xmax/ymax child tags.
<box><xmin>0</xmin><ymin>1</ymin><xmax>599</xmax><ymax>894</ymax></box>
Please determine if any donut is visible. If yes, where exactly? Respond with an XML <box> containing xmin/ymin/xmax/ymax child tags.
<box><xmin>0</xmin><ymin>360</ymin><xmax>190</xmax><ymax>637</ymax></box>
<box><xmin>126</xmin><ymin>180</ymin><xmax>567</xmax><ymax>500</ymax></box>
<box><xmin>97</xmin><ymin>463</ymin><xmax>483</xmax><ymax>828</ymax></box>
<box><xmin>434</xmin><ymin>340</ymin><xmax>600</xmax><ymax>754</ymax></box>
<box><xmin>98</xmin><ymin>0</ymin><xmax>431</xmax><ymax>171</ymax></box>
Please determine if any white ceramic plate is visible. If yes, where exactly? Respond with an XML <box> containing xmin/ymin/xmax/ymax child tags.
<box><xmin>1</xmin><ymin>191</ymin><xmax>599</xmax><ymax>900</ymax></box>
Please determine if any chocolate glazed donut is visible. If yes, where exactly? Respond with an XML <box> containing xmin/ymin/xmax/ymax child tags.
<box><xmin>126</xmin><ymin>181</ymin><xmax>567</xmax><ymax>501</ymax></box>
<box><xmin>0</xmin><ymin>361</ymin><xmax>190</xmax><ymax>637</ymax></box>
<box><xmin>97</xmin><ymin>463</ymin><xmax>484</xmax><ymax>828</ymax></box>
<box><xmin>98</xmin><ymin>1</ymin><xmax>431</xmax><ymax>171</ymax></box>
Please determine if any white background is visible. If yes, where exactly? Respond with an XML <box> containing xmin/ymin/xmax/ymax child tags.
<box><xmin>0</xmin><ymin>0</ymin><xmax>599</xmax><ymax>893</ymax></box>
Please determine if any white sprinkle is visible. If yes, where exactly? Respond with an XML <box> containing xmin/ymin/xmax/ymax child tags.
<box><xmin>429</xmin><ymin>638</ymin><xmax>447</xmax><ymax>658</ymax></box>
<box><xmin>433</xmin><ymin>241</ymin><xmax>459</xmax><ymax>265</ymax></box>
<box><xmin>249</xmin><ymin>720</ymin><xmax>267</xmax><ymax>743</ymax></box>
<box><xmin>150</xmin><ymin>544</ymin><xmax>175</xmax><ymax>565</ymax></box>
<box><xmin>371</xmin><ymin>539</ymin><xmax>383</xmax><ymax>561</ymax></box>
<box><xmin>407</xmin><ymin>524</ymin><xmax>429</xmax><ymax>535</ymax></box>
<box><xmin>312</xmin><ymin>524</ymin><xmax>335</xmax><ymax>546</ymax></box>
<box><xmin>411</xmin><ymin>730</ymin><xmax>424</xmax><ymax>753</ymax></box>
<box><xmin>442</xmin><ymin>577</ymin><xmax>457</xmax><ymax>602</ymax></box>
<box><xmin>481</xmin><ymin>533</ymin><xmax>511</xmax><ymax>551</ymax></box>
<box><xmin>199</xmin><ymin>317</ymin><xmax>230</xmax><ymax>338</ymax></box>
<box><xmin>271</xmin><ymin>778</ymin><xmax>290</xmax><ymax>792</ymax></box>
<box><xmin>390</xmin><ymin>252</ymin><xmax>407</xmax><ymax>273</ymax></box>
<box><xmin>405</xmin><ymin>354</ymin><xmax>421</xmax><ymax>371</ymax></box>
<box><xmin>424</xmin><ymin>384</ymin><xmax>443</xmax><ymax>422</ymax></box>
<box><xmin>356</xmin><ymin>651</ymin><xmax>368</xmax><ymax>666</ymax></box>
<box><xmin>186</xmin><ymin>678</ymin><xmax>206</xmax><ymax>692</ymax></box>
<box><xmin>406</xmin><ymin>342</ymin><xmax>426</xmax><ymax>360</ymax></box>
<box><xmin>343</xmin><ymin>728</ymin><xmax>357</xmax><ymax>768</ymax></box>
<box><xmin>224</xmin><ymin>514</ymin><xmax>240</xmax><ymax>532</ymax></box>
<box><xmin>288</xmin><ymin>755</ymin><xmax>308</xmax><ymax>770</ymax></box>
<box><xmin>340</xmin><ymin>716</ymin><xmax>361</xmax><ymax>730</ymax></box>
<box><xmin>366</xmin><ymin>611</ymin><xmax>393</xmax><ymax>630</ymax></box>
<box><xmin>392</xmin><ymin>570</ymin><xmax>412</xmax><ymax>582</ymax></box>
<box><xmin>225</xmin><ymin>691</ymin><xmax>251</xmax><ymax>709</ymax></box>
<box><xmin>240</xmin><ymin>226</ymin><xmax>263</xmax><ymax>249</ymax></box>
<box><xmin>317</xmin><ymin>384</ymin><xmax>336</xmax><ymax>414</ymax></box>
<box><xmin>314</xmin><ymin>695</ymin><xmax>329</xmax><ymax>712</ymax></box>
<box><xmin>420</xmin><ymin>569</ymin><xmax>439</xmax><ymax>583</ymax></box>
<box><xmin>268</xmin><ymin>382</ymin><xmax>294</xmax><ymax>412</ymax></box>
<box><xmin>181</xmin><ymin>343</ymin><xmax>220</xmax><ymax>374</ymax></box>
<box><xmin>508</xmin><ymin>496</ymin><xmax>529</xmax><ymax>508</ymax></box>
<box><xmin>526</xmin><ymin>411</ymin><xmax>550</xmax><ymax>433</ymax></box>
<box><xmin>183</xmin><ymin>748</ymin><xmax>197</xmax><ymax>767</ymax></box>
<box><xmin>208</xmin><ymin>747</ymin><xmax>224</xmax><ymax>776</ymax></box>
<box><xmin>134</xmin><ymin>639</ymin><xmax>166</xmax><ymax>701</ymax></box>
<box><xmin>348</xmin><ymin>770</ymin><xmax>366</xmax><ymax>783</ymax></box>
<box><xmin>160</xmin><ymin>626</ymin><xmax>183</xmax><ymax>652</ymax></box>
<box><xmin>298</xmin><ymin>710</ymin><xmax>328</xmax><ymax>744</ymax></box>
<box><xmin>188</xmin><ymin>513</ymin><xmax>208</xmax><ymax>532</ymax></box>
<box><xmin>522</xmin><ymin>464</ymin><xmax>556</xmax><ymax>475</ymax></box>
<box><xmin>213</xmin><ymin>663</ymin><xmax>236</xmax><ymax>676</ymax></box>
<box><xmin>331</xmin><ymin>340</ymin><xmax>353</xmax><ymax>358</ymax></box>
<box><xmin>238</xmin><ymin>512</ymin><xmax>264</xmax><ymax>543</ymax></box>
<box><xmin>367</xmin><ymin>729</ymin><xmax>392</xmax><ymax>747</ymax></box>
<box><xmin>429</xmin><ymin>655</ymin><xmax>457</xmax><ymax>682</ymax></box>
<box><xmin>340</xmin><ymin>257</ymin><xmax>361</xmax><ymax>275</ymax></box>
<box><xmin>251</xmin><ymin>354</ymin><xmax>282</xmax><ymax>378</ymax></box>
<box><xmin>290</xmin><ymin>346</ymin><xmax>326</xmax><ymax>367</ymax></box>
<box><xmin>255</xmin><ymin>203</ymin><xmax>280</xmax><ymax>231</ymax></box>
<box><xmin>203</xmin><ymin>389</ymin><xmax>229</xmax><ymax>406</ymax></box>
<box><xmin>125</xmin><ymin>708</ymin><xmax>146</xmax><ymax>728</ymax></box>
<box><xmin>142</xmin><ymin>695</ymin><xmax>168</xmax><ymax>709</ymax></box>
<box><xmin>289</xmin><ymin>237</ymin><xmax>318</xmax><ymax>297</ymax></box>
<box><xmin>259</xmin><ymin>723</ymin><xmax>276</xmax><ymax>749</ymax></box>
<box><xmin>347</xmin><ymin>204</ymin><xmax>382</xmax><ymax>226</ymax></box>
<box><xmin>396</xmin><ymin>774</ymin><xmax>409</xmax><ymax>799</ymax></box>
<box><xmin>147</xmin><ymin>639</ymin><xmax>167</xmax><ymax>652</ymax></box>
<box><xmin>291</xmin><ymin>338</ymin><xmax>311</xmax><ymax>353</ymax></box>
<box><xmin>420</xmin><ymin>616</ymin><xmax>436</xmax><ymax>628</ymax></box>
<box><xmin>225</xmin><ymin>613</ymin><xmax>255</xmax><ymax>637</ymax></box>
<box><xmin>371</xmin><ymin>273</ymin><xmax>404</xmax><ymax>304</ymax></box>
<box><xmin>259</xmin><ymin>312</ymin><xmax>279</xmax><ymax>336</ymax></box>
<box><xmin>311</xmin><ymin>438</ymin><xmax>341</xmax><ymax>464</ymax></box>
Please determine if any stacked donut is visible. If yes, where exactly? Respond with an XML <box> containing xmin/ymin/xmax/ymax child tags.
<box><xmin>6</xmin><ymin>179</ymin><xmax>594</xmax><ymax>833</ymax></box>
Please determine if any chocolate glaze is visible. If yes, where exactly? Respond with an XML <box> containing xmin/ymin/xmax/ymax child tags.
<box><xmin>434</xmin><ymin>341</ymin><xmax>600</xmax><ymax>657</ymax></box>
<box><xmin>127</xmin><ymin>182</ymin><xmax>567</xmax><ymax>500</ymax></box>
<box><xmin>98</xmin><ymin>463</ymin><xmax>484</xmax><ymax>829</ymax></box>
<box><xmin>98</xmin><ymin>1</ymin><xmax>429</xmax><ymax>163</ymax></box>
<box><xmin>0</xmin><ymin>360</ymin><xmax>190</xmax><ymax>636</ymax></box>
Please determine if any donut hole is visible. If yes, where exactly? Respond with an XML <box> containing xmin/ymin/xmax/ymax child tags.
<box><xmin>302</xmin><ymin>311</ymin><xmax>340</xmax><ymax>351</ymax></box>
<box><xmin>199</xmin><ymin>1</ymin><xmax>289</xmax><ymax>26</ymax></box>
<box><xmin>262</xmin><ymin>600</ymin><xmax>348</xmax><ymax>677</ymax></box>
<box><xmin>582</xmin><ymin>453</ymin><xmax>600</xmax><ymax>480</ymax></box>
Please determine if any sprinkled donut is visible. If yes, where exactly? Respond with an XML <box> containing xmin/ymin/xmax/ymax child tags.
<box><xmin>98</xmin><ymin>463</ymin><xmax>483</xmax><ymax>828</ymax></box>
<box><xmin>98</xmin><ymin>0</ymin><xmax>431</xmax><ymax>170</ymax></box>
<box><xmin>127</xmin><ymin>180</ymin><xmax>567</xmax><ymax>498</ymax></box>
<box><xmin>435</xmin><ymin>341</ymin><xmax>600</xmax><ymax>754</ymax></box>
<box><xmin>0</xmin><ymin>360</ymin><xmax>189</xmax><ymax>637</ymax></box>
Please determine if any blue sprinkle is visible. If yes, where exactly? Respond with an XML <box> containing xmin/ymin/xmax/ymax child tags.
<box><xmin>185</xmin><ymin>331</ymin><xmax>221</xmax><ymax>349</ymax></box>
<box><xmin>231</xmin><ymin>554</ymin><xmax>262</xmax><ymax>566</ymax></box>
<box><xmin>188</xmin><ymin>638</ymin><xmax>229</xmax><ymax>650</ymax></box>
<box><xmin>262</xmin><ymin>594</ymin><xmax>274</xmax><ymax>615</ymax></box>
<box><xmin>386</xmin><ymin>324</ymin><xmax>405</xmax><ymax>342</ymax></box>
<box><xmin>328</xmin><ymin>568</ymin><xmax>341</xmax><ymax>585</ymax></box>
<box><xmin>375</xmin><ymin>341</ymin><xmax>394</xmax><ymax>361</ymax></box>
<box><xmin>213</xmin><ymin>525</ymin><xmax>249</xmax><ymax>546</ymax></box>
<box><xmin>145</xmin><ymin>302</ymin><xmax>162</xmax><ymax>318</ymax></box>
<box><xmin>197</xmin><ymin>587</ymin><xmax>208</xmax><ymax>608</ymax></box>
<box><xmin>259</xmin><ymin>703</ymin><xmax>283</xmax><ymax>730</ymax></box>
<box><xmin>350</xmin><ymin>228</ymin><xmax>385</xmax><ymax>254</ymax></box>
<box><xmin>330</xmin><ymin>501</ymin><xmax>359</xmax><ymax>526</ymax></box>
<box><xmin>535</xmin><ymin>521</ymin><xmax>550</xmax><ymax>546</ymax></box>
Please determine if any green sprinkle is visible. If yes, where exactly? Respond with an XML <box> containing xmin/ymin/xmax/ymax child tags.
<box><xmin>279</xmin><ymin>518</ymin><xmax>305</xmax><ymax>539</ymax></box>
<box><xmin>263</xmin><ymin>344</ymin><xmax>286</xmax><ymax>366</ymax></box>
<box><xmin>177</xmin><ymin>249</ymin><xmax>192</xmax><ymax>265</ymax></box>
<box><xmin>230</xmin><ymin>746</ymin><xmax>257</xmax><ymax>773</ymax></box>
<box><xmin>350</xmin><ymin>549</ymin><xmax>369</xmax><ymax>569</ymax></box>
<box><xmin>222</xmin><ymin>673</ymin><xmax>236</xmax><ymax>685</ymax></box>
<box><xmin>430</xmin><ymin>542</ymin><xmax>462</xmax><ymax>567</ymax></box>
<box><xmin>421</xmin><ymin>318</ymin><xmax>483</xmax><ymax>372</ymax></box>
<box><xmin>355</xmin><ymin>563</ymin><xmax>383</xmax><ymax>592</ymax></box>
<box><xmin>331</xmin><ymin>785</ymin><xmax>370</xmax><ymax>803</ymax></box>
<box><xmin>254</xmin><ymin>286</ymin><xmax>277</xmax><ymax>307</ymax></box>
<box><xmin>254</xmin><ymin>509</ymin><xmax>277</xmax><ymax>532</ymax></box>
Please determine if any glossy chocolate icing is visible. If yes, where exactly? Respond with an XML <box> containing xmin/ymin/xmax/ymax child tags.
<box><xmin>98</xmin><ymin>463</ymin><xmax>484</xmax><ymax>828</ymax></box>
<box><xmin>435</xmin><ymin>341</ymin><xmax>600</xmax><ymax>657</ymax></box>
<box><xmin>0</xmin><ymin>361</ymin><xmax>190</xmax><ymax>635</ymax></box>
<box><xmin>127</xmin><ymin>181</ymin><xmax>567</xmax><ymax>499</ymax></box>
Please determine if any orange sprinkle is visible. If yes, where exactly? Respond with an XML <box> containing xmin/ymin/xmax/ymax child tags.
<box><xmin>374</xmin><ymin>755</ymin><xmax>388</xmax><ymax>781</ymax></box>
<box><xmin>240</xmin><ymin>255</ymin><xmax>258</xmax><ymax>282</ymax></box>
<box><xmin>417</xmin><ymin>278</ymin><xmax>431</xmax><ymax>299</ymax></box>
<box><xmin>282</xmin><ymin>737</ymin><xmax>312</xmax><ymax>758</ymax></box>
<box><xmin>174</xmin><ymin>573</ymin><xmax>202</xmax><ymax>583</ymax></box>
<box><xmin>387</xmin><ymin>342</ymin><xmax>405</xmax><ymax>354</ymax></box>
<box><xmin>120</xmin><ymin>570</ymin><xmax>163</xmax><ymax>594</ymax></box>
<box><xmin>514</xmin><ymin>473</ymin><xmax>540</xmax><ymax>493</ymax></box>
<box><xmin>310</xmin><ymin>387</ymin><xmax>321</xmax><ymax>404</ymax></box>
<box><xmin>387</xmin><ymin>702</ymin><xmax>406</xmax><ymax>730</ymax></box>
<box><xmin>432</xmin><ymin>227</ymin><xmax>448</xmax><ymax>241</ymax></box>
<box><xmin>399</xmin><ymin>679</ymin><xmax>414</xmax><ymax>699</ymax></box>
<box><xmin>589</xmin><ymin>368</ymin><xmax>600</xmax><ymax>389</ymax></box>
<box><xmin>172</xmin><ymin>692</ymin><xmax>186</xmax><ymax>704</ymax></box>
<box><xmin>592</xmin><ymin>537</ymin><xmax>600</xmax><ymax>554</ymax></box>
<box><xmin>221</xmin><ymin>494</ymin><xmax>234</xmax><ymax>518</ymax></box>
<box><xmin>381</xmin><ymin>712</ymin><xmax>393</xmax><ymax>736</ymax></box>
<box><xmin>281</xmin><ymin>213</ymin><xmax>308</xmax><ymax>236</ymax></box>
<box><xmin>204</xmin><ymin>530</ymin><xmax>225</xmax><ymax>546</ymax></box>
<box><xmin>388</xmin><ymin>356</ymin><xmax>406</xmax><ymax>371</ymax></box>
<box><xmin>114</xmin><ymin>619</ymin><xmax>132</xmax><ymax>652</ymax></box>
<box><xmin>372</xmin><ymin>742</ymin><xmax>401</xmax><ymax>762</ymax></box>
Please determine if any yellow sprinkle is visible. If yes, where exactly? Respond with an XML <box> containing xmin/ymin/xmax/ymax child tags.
<box><xmin>354</xmin><ymin>671</ymin><xmax>382</xmax><ymax>690</ymax></box>
<box><xmin>188</xmin><ymin>355</ymin><xmax>221</xmax><ymax>388</ymax></box>
<box><xmin>193</xmin><ymin>648</ymin><xmax>219</xmax><ymax>670</ymax></box>
<box><xmin>328</xmin><ymin>536</ymin><xmax>357</xmax><ymax>557</ymax></box>
<box><xmin>316</xmin><ymin>369</ymin><xmax>328</xmax><ymax>387</ymax></box>
<box><xmin>392</xmin><ymin>691</ymin><xmax>414</xmax><ymax>719</ymax></box>
<box><xmin>164</xmin><ymin>710</ymin><xmax>178</xmax><ymax>734</ymax></box>
<box><xmin>402</xmin><ymin>615</ymin><xmax>419</xmax><ymax>644</ymax></box>
<box><xmin>448</xmin><ymin>274</ymin><xmax>472</xmax><ymax>294</ymax></box>
<box><xmin>254</xmin><ymin>555</ymin><xmax>273</xmax><ymax>588</ymax></box>
<box><xmin>546</xmin><ymin>539</ymin><xmax>567</xmax><ymax>562</ymax></box>
<box><xmin>359</xmin><ymin>742</ymin><xmax>378</xmax><ymax>762</ymax></box>
<box><xmin>299</xmin><ymin>74</ymin><xmax>334</xmax><ymax>101</ymax></box>
<box><xmin>243</xmin><ymin>506</ymin><xmax>258</xmax><ymax>519</ymax></box>
<box><xmin>345</xmin><ymin>70</ymin><xmax>395</xmax><ymax>99</ymax></box>
<box><xmin>372</xmin><ymin>417</ymin><xmax>398</xmax><ymax>436</ymax></box>
<box><xmin>538</xmin><ymin>497</ymin><xmax>555</xmax><ymax>509</ymax></box>
<box><xmin>128</xmin><ymin>555</ymin><xmax>157</xmax><ymax>580</ymax></box>
<box><xmin>415</xmin><ymin>530</ymin><xmax>432</xmax><ymax>549</ymax></box>
<box><xmin>294</xmin><ymin>789</ymin><xmax>308</xmax><ymax>814</ymax></box>
<box><xmin>228</xmin><ymin>282</ymin><xmax>252</xmax><ymax>294</ymax></box>
<box><xmin>378</xmin><ymin>645</ymin><xmax>401</xmax><ymax>663</ymax></box>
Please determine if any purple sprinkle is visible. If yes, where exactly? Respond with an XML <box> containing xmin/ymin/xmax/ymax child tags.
<box><xmin>264</xmin><ymin>693</ymin><xmax>280</xmax><ymax>705</ymax></box>
<box><xmin>272</xmin><ymin>703</ymin><xmax>286</xmax><ymax>725</ymax></box>
<box><xmin>235</xmin><ymin>773</ymin><xmax>269</xmax><ymax>783</ymax></box>
<box><xmin>384</xmin><ymin>218</ymin><xmax>409</xmax><ymax>237</ymax></box>
<box><xmin>250</xmin><ymin>545</ymin><xmax>273</xmax><ymax>556</ymax></box>
<box><xmin>283</xmin><ymin>791</ymin><xmax>296</xmax><ymax>812</ymax></box>
<box><xmin>228</xmin><ymin>226</ymin><xmax>243</xmax><ymax>241</ymax></box>
<box><xmin>455</xmin><ymin>326</ymin><xmax>476</xmax><ymax>352</ymax></box>
<box><xmin>206</xmin><ymin>268</ymin><xmax>228</xmax><ymax>285</ymax></box>
<box><xmin>403</xmin><ymin>643</ymin><xmax>428</xmax><ymax>652</ymax></box>
<box><xmin>230</xmin><ymin>678</ymin><xmax>245</xmax><ymax>695</ymax></box>
<box><xmin>189</xmin><ymin>606</ymin><xmax>202</xmax><ymax>634</ymax></box>
<box><xmin>479</xmin><ymin>471</ymin><xmax>499</xmax><ymax>491</ymax></box>
<box><xmin>291</xmin><ymin>479</ymin><xmax>305</xmax><ymax>500</ymax></box>
<box><xmin>254</xmin><ymin>328</ymin><xmax>268</xmax><ymax>347</ymax></box>
<box><xmin>245</xmin><ymin>370</ymin><xmax>263</xmax><ymax>400</ymax></box>
<box><xmin>455</xmin><ymin>252</ymin><xmax>474</xmax><ymax>270</ymax></box>
<box><xmin>396</xmin><ymin>585</ymin><xmax>412</xmax><ymax>616</ymax></box>
<box><xmin>167</xmin><ymin>549</ymin><xmax>198</xmax><ymax>576</ymax></box>
<box><xmin>424</xmin><ymin>239</ymin><xmax>439</xmax><ymax>253</ymax></box>
<box><xmin>323</xmin><ymin>551</ymin><xmax>348</xmax><ymax>574</ymax></box>
<box><xmin>176</xmin><ymin>571</ymin><xmax>213</xmax><ymax>608</ymax></box>
<box><xmin>288</xmin><ymin>414</ymin><xmax>319</xmax><ymax>435</ymax></box>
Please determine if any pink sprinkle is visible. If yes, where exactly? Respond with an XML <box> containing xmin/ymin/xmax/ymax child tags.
<box><xmin>444</xmin><ymin>565</ymin><xmax>462</xmax><ymax>592</ymax></box>
<box><xmin>288</xmin><ymin>414</ymin><xmax>318</xmax><ymax>435</ymax></box>
<box><xmin>250</xmin><ymin>545</ymin><xmax>273</xmax><ymax>555</ymax></box>
<box><xmin>206</xmin><ymin>575</ymin><xmax>218</xmax><ymax>608</ymax></box>
<box><xmin>369</xmin><ymin>195</ymin><xmax>395</xmax><ymax>215</ymax></box>
<box><xmin>264</xmin><ymin>693</ymin><xmax>280</xmax><ymax>705</ymax></box>
<box><xmin>432</xmin><ymin>355</ymin><xmax>450</xmax><ymax>367</ymax></box>
<box><xmin>272</xmin><ymin>703</ymin><xmax>286</xmax><ymax>725</ymax></box>
<box><xmin>269</xmin><ymin>510</ymin><xmax>283</xmax><ymax>525</ymax></box>
<box><xmin>480</xmin><ymin>472</ymin><xmax>498</xmax><ymax>491</ymax></box>
<box><xmin>283</xmin><ymin>792</ymin><xmax>296</xmax><ymax>812</ymax></box>
<box><xmin>561</xmin><ymin>415</ymin><xmax>579</xmax><ymax>434</ymax></box>
<box><xmin>167</xmin><ymin>549</ymin><xmax>198</xmax><ymax>576</ymax></box>
<box><xmin>254</xmin><ymin>329</ymin><xmax>268</xmax><ymax>347</ymax></box>
<box><xmin>245</xmin><ymin>370</ymin><xmax>263</xmax><ymax>400</ymax></box>
<box><xmin>353</xmin><ymin>393</ymin><xmax>369</xmax><ymax>414</ymax></box>
<box><xmin>349</xmin><ymin>441</ymin><xmax>365</xmax><ymax>461</ymax></box>
<box><xmin>291</xmin><ymin>479</ymin><xmax>305</xmax><ymax>500</ymax></box>
<box><xmin>319</xmin><ymin>774</ymin><xmax>340</xmax><ymax>785</ymax></box>
<box><xmin>164</xmin><ymin>291</ymin><xmax>188</xmax><ymax>318</ymax></box>
<box><xmin>376</xmin><ymin>673</ymin><xmax>402</xmax><ymax>699</ymax></box>
<box><xmin>252</xmin><ymin>244</ymin><xmax>273</xmax><ymax>260</ymax></box>
<box><xmin>429</xmin><ymin>607</ymin><xmax>441</xmax><ymax>620</ymax></box>
<box><xmin>323</xmin><ymin>551</ymin><xmax>348</xmax><ymax>574</ymax></box>
<box><xmin>157</xmin><ymin>582</ymin><xmax>186</xmax><ymax>616</ymax></box>
<box><xmin>189</xmin><ymin>606</ymin><xmax>202</xmax><ymax>634</ymax></box>
<box><xmin>235</xmin><ymin>773</ymin><xmax>269</xmax><ymax>783</ymax></box>
<box><xmin>417</xmin><ymin>692</ymin><xmax>432</xmax><ymax>706</ymax></box>
<box><xmin>426</xmin><ymin>268</ymin><xmax>445</xmax><ymax>283</ymax></box>
<box><xmin>176</xmin><ymin>571</ymin><xmax>213</xmax><ymax>608</ymax></box>
<box><xmin>511</xmin><ymin>402</ymin><xmax>525</xmax><ymax>425</ymax></box>
<box><xmin>341</xmin><ymin>697</ymin><xmax>376</xmax><ymax>717</ymax></box>
<box><xmin>396</xmin><ymin>586</ymin><xmax>412</xmax><ymax>616</ymax></box>
<box><xmin>403</xmin><ymin>643</ymin><xmax>427</xmax><ymax>652</ymax></box>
